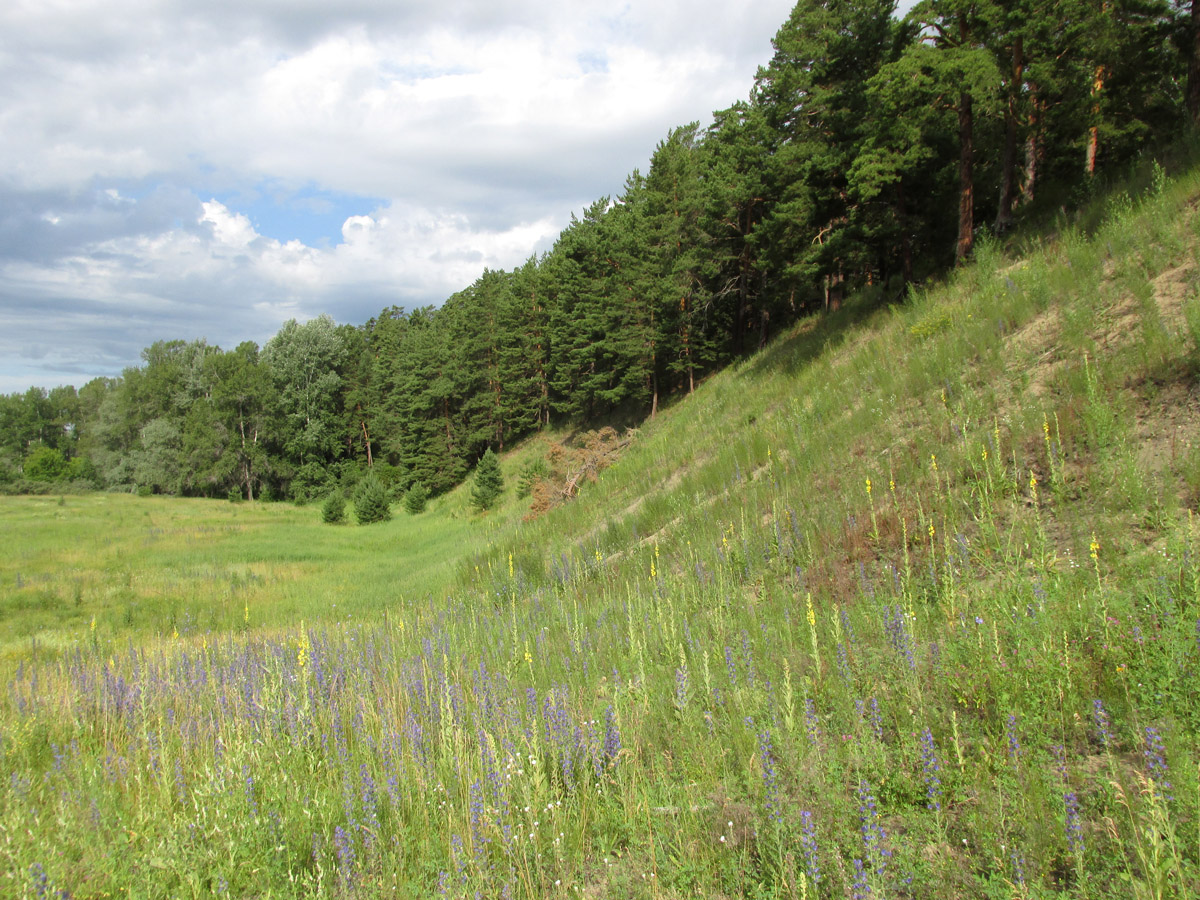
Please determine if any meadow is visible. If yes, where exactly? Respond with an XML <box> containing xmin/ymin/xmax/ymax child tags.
<box><xmin>4</xmin><ymin>160</ymin><xmax>1200</xmax><ymax>898</ymax></box>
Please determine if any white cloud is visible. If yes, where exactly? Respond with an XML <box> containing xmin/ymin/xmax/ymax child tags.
<box><xmin>0</xmin><ymin>0</ymin><xmax>799</xmax><ymax>390</ymax></box>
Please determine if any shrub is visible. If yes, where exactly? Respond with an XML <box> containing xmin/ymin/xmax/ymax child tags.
<box><xmin>470</xmin><ymin>448</ymin><xmax>504</xmax><ymax>512</ymax></box>
<box><xmin>321</xmin><ymin>491</ymin><xmax>347</xmax><ymax>524</ymax></box>
<box><xmin>24</xmin><ymin>446</ymin><xmax>67</xmax><ymax>481</ymax></box>
<box><xmin>353</xmin><ymin>476</ymin><xmax>391</xmax><ymax>525</ymax></box>
<box><xmin>404</xmin><ymin>481</ymin><xmax>429</xmax><ymax>515</ymax></box>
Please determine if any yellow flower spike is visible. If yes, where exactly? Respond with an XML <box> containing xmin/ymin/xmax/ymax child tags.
<box><xmin>508</xmin><ymin>552</ymin><xmax>514</xmax><ymax>579</ymax></box>
<box><xmin>1030</xmin><ymin>471</ymin><xmax>1038</xmax><ymax>503</ymax></box>
<box><xmin>90</xmin><ymin>616</ymin><xmax>96</xmax><ymax>633</ymax></box>
<box><xmin>1089</xmin><ymin>534</ymin><xmax>1099</xmax><ymax>562</ymax></box>
<box><xmin>930</xmin><ymin>453</ymin><xmax>938</xmax><ymax>472</ymax></box>
<box><xmin>243</xmin><ymin>601</ymin><xmax>249</xmax><ymax>625</ymax></box>
<box><xmin>865</xmin><ymin>477</ymin><xmax>872</xmax><ymax>496</ymax></box>
<box><xmin>929</xmin><ymin>522</ymin><xmax>936</xmax><ymax>540</ymax></box>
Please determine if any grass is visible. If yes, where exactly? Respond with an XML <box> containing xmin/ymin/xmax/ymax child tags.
<box><xmin>3</xmin><ymin>158</ymin><xmax>1200</xmax><ymax>898</ymax></box>
<box><xmin>0</xmin><ymin>491</ymin><xmax>490</xmax><ymax>659</ymax></box>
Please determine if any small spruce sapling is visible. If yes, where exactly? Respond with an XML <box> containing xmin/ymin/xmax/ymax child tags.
<box><xmin>470</xmin><ymin>448</ymin><xmax>504</xmax><ymax>512</ymax></box>
<box><xmin>321</xmin><ymin>490</ymin><xmax>347</xmax><ymax>524</ymax></box>
<box><xmin>404</xmin><ymin>481</ymin><xmax>429</xmax><ymax>515</ymax></box>
<box><xmin>353</xmin><ymin>475</ymin><xmax>391</xmax><ymax>524</ymax></box>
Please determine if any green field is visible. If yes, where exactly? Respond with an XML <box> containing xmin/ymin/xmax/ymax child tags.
<box><xmin>0</xmin><ymin>490</ymin><xmax>497</xmax><ymax>658</ymax></box>
<box><xmin>4</xmin><ymin>162</ymin><xmax>1200</xmax><ymax>897</ymax></box>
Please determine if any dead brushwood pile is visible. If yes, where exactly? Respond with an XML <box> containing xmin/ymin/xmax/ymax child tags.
<box><xmin>525</xmin><ymin>427</ymin><xmax>634</xmax><ymax>518</ymax></box>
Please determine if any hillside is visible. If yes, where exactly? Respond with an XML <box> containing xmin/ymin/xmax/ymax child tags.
<box><xmin>3</xmin><ymin>158</ymin><xmax>1200</xmax><ymax>898</ymax></box>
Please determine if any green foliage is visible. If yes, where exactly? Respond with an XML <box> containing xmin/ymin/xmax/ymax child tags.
<box><xmin>321</xmin><ymin>490</ymin><xmax>346</xmax><ymax>524</ymax></box>
<box><xmin>516</xmin><ymin>458</ymin><xmax>549</xmax><ymax>499</ymax></box>
<box><xmin>23</xmin><ymin>445</ymin><xmax>67</xmax><ymax>481</ymax></box>
<box><xmin>353</xmin><ymin>475</ymin><xmax>391</xmax><ymax>525</ymax></box>
<box><xmin>404</xmin><ymin>481</ymin><xmax>429</xmax><ymax>515</ymax></box>
<box><xmin>469</xmin><ymin>448</ymin><xmax>503</xmax><ymax>512</ymax></box>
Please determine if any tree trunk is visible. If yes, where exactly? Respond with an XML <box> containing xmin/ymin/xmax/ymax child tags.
<box><xmin>956</xmin><ymin>91</ymin><xmax>975</xmax><ymax>262</ymax></box>
<box><xmin>897</xmin><ymin>182</ymin><xmax>913</xmax><ymax>284</ymax></box>
<box><xmin>360</xmin><ymin>420</ymin><xmax>373</xmax><ymax>467</ymax></box>
<box><xmin>995</xmin><ymin>36</ymin><xmax>1023</xmax><ymax>234</ymax></box>
<box><xmin>1189</xmin><ymin>0</ymin><xmax>1200</xmax><ymax>124</ymax></box>
<box><xmin>1022</xmin><ymin>87</ymin><xmax>1041</xmax><ymax>206</ymax></box>
<box><xmin>1085</xmin><ymin>66</ymin><xmax>1105</xmax><ymax>177</ymax></box>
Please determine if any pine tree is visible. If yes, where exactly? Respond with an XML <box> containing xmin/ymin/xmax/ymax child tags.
<box><xmin>470</xmin><ymin>448</ymin><xmax>504</xmax><ymax>512</ymax></box>
<box><xmin>404</xmin><ymin>481</ymin><xmax>429</xmax><ymax>515</ymax></box>
<box><xmin>353</xmin><ymin>474</ymin><xmax>391</xmax><ymax>524</ymax></box>
<box><xmin>321</xmin><ymin>490</ymin><xmax>346</xmax><ymax>524</ymax></box>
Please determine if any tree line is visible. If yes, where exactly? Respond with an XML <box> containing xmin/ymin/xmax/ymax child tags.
<box><xmin>3</xmin><ymin>0</ymin><xmax>1194</xmax><ymax>502</ymax></box>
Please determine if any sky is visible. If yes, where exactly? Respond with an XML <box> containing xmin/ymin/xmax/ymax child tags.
<box><xmin>0</xmin><ymin>0</ymin><xmax>910</xmax><ymax>394</ymax></box>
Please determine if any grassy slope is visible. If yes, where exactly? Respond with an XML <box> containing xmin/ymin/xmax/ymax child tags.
<box><xmin>3</xmin><ymin>161</ymin><xmax>1200</xmax><ymax>898</ymax></box>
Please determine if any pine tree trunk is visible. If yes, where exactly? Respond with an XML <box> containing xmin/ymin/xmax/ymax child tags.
<box><xmin>1086</xmin><ymin>66</ymin><xmax>1105</xmax><ymax>177</ymax></box>
<box><xmin>897</xmin><ymin>182</ymin><xmax>913</xmax><ymax>284</ymax></box>
<box><xmin>956</xmin><ymin>91</ymin><xmax>975</xmax><ymax>262</ymax></box>
<box><xmin>1022</xmin><ymin>88</ymin><xmax>1041</xmax><ymax>206</ymax></box>
<box><xmin>995</xmin><ymin>37</ymin><xmax>1023</xmax><ymax>234</ymax></box>
<box><xmin>1189</xmin><ymin>0</ymin><xmax>1200</xmax><ymax>124</ymax></box>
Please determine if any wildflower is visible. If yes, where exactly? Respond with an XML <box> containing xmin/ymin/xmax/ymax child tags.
<box><xmin>1005</xmin><ymin>714</ymin><xmax>1021</xmax><ymax>763</ymax></box>
<box><xmin>1063</xmin><ymin>790</ymin><xmax>1083</xmax><ymax>855</ymax></box>
<box><xmin>1011</xmin><ymin>850</ymin><xmax>1026</xmax><ymax>888</ymax></box>
<box><xmin>919</xmin><ymin>728</ymin><xmax>942</xmax><ymax>812</ymax></box>
<box><xmin>800</xmin><ymin>810</ymin><xmax>821</xmax><ymax>886</ymax></box>
<box><xmin>851</xmin><ymin>857</ymin><xmax>870</xmax><ymax>900</ymax></box>
<box><xmin>1144</xmin><ymin>726</ymin><xmax>1172</xmax><ymax>802</ymax></box>
<box><xmin>758</xmin><ymin>731</ymin><xmax>782</xmax><ymax>824</ymax></box>
<box><xmin>856</xmin><ymin>779</ymin><xmax>889</xmax><ymax>875</ymax></box>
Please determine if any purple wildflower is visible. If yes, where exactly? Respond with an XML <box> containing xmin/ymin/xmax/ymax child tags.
<box><xmin>29</xmin><ymin>863</ymin><xmax>49</xmax><ymax>900</ymax></box>
<box><xmin>803</xmin><ymin>697</ymin><xmax>821</xmax><ymax>746</ymax></box>
<box><xmin>851</xmin><ymin>857</ymin><xmax>870</xmax><ymax>899</ymax></box>
<box><xmin>1011</xmin><ymin>850</ymin><xmax>1026</xmax><ymax>888</ymax></box>
<box><xmin>857</xmin><ymin>779</ymin><xmax>889</xmax><ymax>877</ymax></box>
<box><xmin>1005</xmin><ymin>713</ymin><xmax>1021</xmax><ymax>763</ymax></box>
<box><xmin>800</xmin><ymin>810</ymin><xmax>820</xmax><ymax>885</ymax></box>
<box><xmin>334</xmin><ymin>825</ymin><xmax>356</xmax><ymax>892</ymax></box>
<box><xmin>1064</xmin><ymin>790</ymin><xmax>1083</xmax><ymax>856</ymax></box>
<box><xmin>919</xmin><ymin>728</ymin><xmax>942</xmax><ymax>812</ymax></box>
<box><xmin>867</xmin><ymin>696</ymin><xmax>884</xmax><ymax>742</ymax></box>
<box><xmin>1144</xmin><ymin>726</ymin><xmax>1172</xmax><ymax>801</ymax></box>
<box><xmin>602</xmin><ymin>705</ymin><xmax>621</xmax><ymax>766</ymax></box>
<box><xmin>836</xmin><ymin>641</ymin><xmax>852</xmax><ymax>682</ymax></box>
<box><xmin>674</xmin><ymin>666</ymin><xmax>689</xmax><ymax>711</ymax></box>
<box><xmin>758</xmin><ymin>731</ymin><xmax>782</xmax><ymax>824</ymax></box>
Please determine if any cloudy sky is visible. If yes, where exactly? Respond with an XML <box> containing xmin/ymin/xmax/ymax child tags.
<box><xmin>1</xmin><ymin>0</ymin><xmax>896</xmax><ymax>394</ymax></box>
